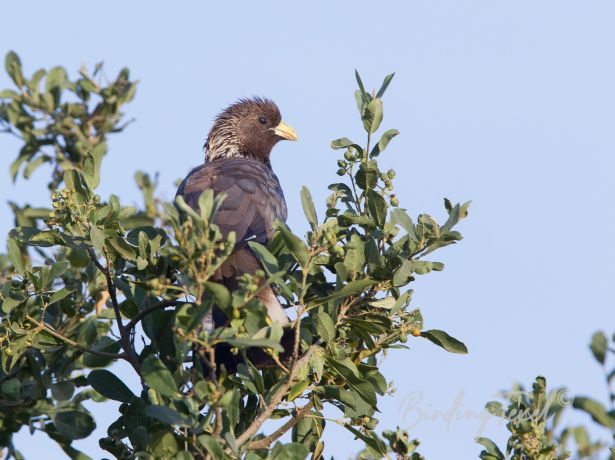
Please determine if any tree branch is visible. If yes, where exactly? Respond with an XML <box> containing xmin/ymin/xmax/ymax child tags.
<box><xmin>88</xmin><ymin>248</ymin><xmax>142</xmax><ymax>376</ymax></box>
<box><xmin>245</xmin><ymin>400</ymin><xmax>315</xmax><ymax>450</ymax></box>
<box><xmin>233</xmin><ymin>344</ymin><xmax>320</xmax><ymax>450</ymax></box>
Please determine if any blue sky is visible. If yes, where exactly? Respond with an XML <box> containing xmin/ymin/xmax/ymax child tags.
<box><xmin>1</xmin><ymin>2</ymin><xmax>614</xmax><ymax>458</ymax></box>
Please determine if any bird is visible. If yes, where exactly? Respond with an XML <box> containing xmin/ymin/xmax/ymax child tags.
<box><xmin>175</xmin><ymin>97</ymin><xmax>297</xmax><ymax>373</ymax></box>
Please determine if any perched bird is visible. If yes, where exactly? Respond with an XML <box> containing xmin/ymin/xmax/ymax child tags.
<box><xmin>176</xmin><ymin>97</ymin><xmax>297</xmax><ymax>373</ymax></box>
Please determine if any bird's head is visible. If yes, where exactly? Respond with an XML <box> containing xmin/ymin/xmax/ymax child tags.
<box><xmin>204</xmin><ymin>97</ymin><xmax>297</xmax><ymax>165</ymax></box>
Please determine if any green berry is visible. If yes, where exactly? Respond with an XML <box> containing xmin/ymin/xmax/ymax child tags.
<box><xmin>336</xmin><ymin>168</ymin><xmax>347</xmax><ymax>176</ymax></box>
<box><xmin>390</xmin><ymin>197</ymin><xmax>399</xmax><ymax>206</ymax></box>
<box><xmin>387</xmin><ymin>169</ymin><xmax>396</xmax><ymax>179</ymax></box>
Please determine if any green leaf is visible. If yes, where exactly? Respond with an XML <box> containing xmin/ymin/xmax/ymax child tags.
<box><xmin>484</xmin><ymin>401</ymin><xmax>504</xmax><ymax>417</ymax></box>
<box><xmin>224</xmin><ymin>337</ymin><xmax>283</xmax><ymax>353</ymax></box>
<box><xmin>10</xmin><ymin>227</ymin><xmax>64</xmax><ymax>247</ymax></box>
<box><xmin>175</xmin><ymin>195</ymin><xmax>203</xmax><ymax>223</ymax></box>
<box><xmin>174</xmin><ymin>452</ymin><xmax>195</xmax><ymax>460</ymax></box>
<box><xmin>300</xmin><ymin>186</ymin><xmax>318</xmax><ymax>228</ymax></box>
<box><xmin>150</xmin><ymin>431</ymin><xmax>179</xmax><ymax>457</ymax></box>
<box><xmin>108</xmin><ymin>237</ymin><xmax>137</xmax><ymax>261</ymax></box>
<box><xmin>370</xmin><ymin>129</ymin><xmax>399</xmax><ymax>157</ymax></box>
<box><xmin>198</xmin><ymin>189</ymin><xmax>215</xmax><ymax>220</ymax></box>
<box><xmin>204</xmin><ymin>281</ymin><xmax>231</xmax><ymax>310</ymax></box>
<box><xmin>175</xmin><ymin>452</ymin><xmax>195</xmax><ymax>460</ymax></box>
<box><xmin>476</xmin><ymin>437</ymin><xmax>504</xmax><ymax>460</ymax></box>
<box><xmin>50</xmin><ymin>381</ymin><xmax>75</xmax><ymax>401</ymax></box>
<box><xmin>326</xmin><ymin>357</ymin><xmax>377</xmax><ymax>408</ymax></box>
<box><xmin>2</xmin><ymin>293</ymin><xmax>25</xmax><ymax>314</ymax></box>
<box><xmin>410</xmin><ymin>260</ymin><xmax>444</xmax><ymax>275</ymax></box>
<box><xmin>136</xmin><ymin>256</ymin><xmax>148</xmax><ymax>270</ymax></box>
<box><xmin>83</xmin><ymin>147</ymin><xmax>104</xmax><ymax>190</ymax></box>
<box><xmin>369</xmin><ymin>297</ymin><xmax>396</xmax><ymax>309</ymax></box>
<box><xmin>314</xmin><ymin>312</ymin><xmax>336</xmax><ymax>342</ymax></box>
<box><xmin>5</xmin><ymin>51</ymin><xmax>24</xmax><ymax>87</ymax></box>
<box><xmin>392</xmin><ymin>260</ymin><xmax>413</xmax><ymax>287</ymax></box>
<box><xmin>390</xmin><ymin>209</ymin><xmax>418</xmax><ymax>242</ymax></box>
<box><xmin>330</xmin><ymin>138</ymin><xmax>363</xmax><ymax>153</ymax></box>
<box><xmin>589</xmin><ymin>331</ymin><xmax>608</xmax><ymax>365</ymax></box>
<box><xmin>248</xmin><ymin>241</ymin><xmax>279</xmax><ymax>274</ymax></box>
<box><xmin>441</xmin><ymin>200</ymin><xmax>471</xmax><ymax>233</ymax></box>
<box><xmin>0</xmin><ymin>379</ymin><xmax>20</xmax><ymax>400</ymax></box>
<box><xmin>198</xmin><ymin>435</ymin><xmax>231</xmax><ymax>460</ymax></box>
<box><xmin>23</xmin><ymin>155</ymin><xmax>49</xmax><ymax>179</ymax></box>
<box><xmin>270</xmin><ymin>443</ymin><xmax>309</xmax><ymax>460</ymax></box>
<box><xmin>343</xmin><ymin>424</ymin><xmax>386</xmax><ymax>456</ymax></box>
<box><xmin>343</xmin><ymin>234</ymin><xmax>365</xmax><ymax>275</ymax></box>
<box><xmin>355</xmin><ymin>160</ymin><xmax>379</xmax><ymax>190</ymax></box>
<box><xmin>363</xmin><ymin>98</ymin><xmax>383</xmax><ymax>133</ymax></box>
<box><xmin>376</xmin><ymin>72</ymin><xmax>395</xmax><ymax>98</ymax></box>
<box><xmin>90</xmin><ymin>226</ymin><xmax>105</xmax><ymax>252</ymax></box>
<box><xmin>421</xmin><ymin>329</ymin><xmax>468</xmax><ymax>354</ymax></box>
<box><xmin>142</xmin><ymin>356</ymin><xmax>179</xmax><ymax>398</ymax></box>
<box><xmin>327</xmin><ymin>356</ymin><xmax>360</xmax><ymax>378</ymax></box>
<box><xmin>64</xmin><ymin>170</ymin><xmax>89</xmax><ymax>203</ymax></box>
<box><xmin>7</xmin><ymin>238</ymin><xmax>24</xmax><ymax>273</ymax></box>
<box><xmin>83</xmin><ymin>337</ymin><xmax>121</xmax><ymax>368</ymax></box>
<box><xmin>48</xmin><ymin>287</ymin><xmax>72</xmax><ymax>306</ymax></box>
<box><xmin>276</xmin><ymin>224</ymin><xmax>308</xmax><ymax>266</ymax></box>
<box><xmin>88</xmin><ymin>369</ymin><xmax>135</xmax><ymax>403</ymax></box>
<box><xmin>145</xmin><ymin>405</ymin><xmax>188</xmax><ymax>426</ymax></box>
<box><xmin>355</xmin><ymin>70</ymin><xmax>368</xmax><ymax>98</ymax></box>
<box><xmin>49</xmin><ymin>260</ymin><xmax>69</xmax><ymax>280</ymax></box>
<box><xmin>54</xmin><ymin>410</ymin><xmax>96</xmax><ymax>440</ymax></box>
<box><xmin>310</xmin><ymin>278</ymin><xmax>376</xmax><ymax>307</ymax></box>
<box><xmin>572</xmin><ymin>396</ymin><xmax>614</xmax><ymax>428</ymax></box>
<box><xmin>45</xmin><ymin>66</ymin><xmax>68</xmax><ymax>107</ymax></box>
<box><xmin>0</xmin><ymin>89</ymin><xmax>20</xmax><ymax>99</ymax></box>
<box><xmin>366</xmin><ymin>189</ymin><xmax>387</xmax><ymax>227</ymax></box>
<box><xmin>288</xmin><ymin>379</ymin><xmax>309</xmax><ymax>402</ymax></box>
<box><xmin>309</xmin><ymin>348</ymin><xmax>325</xmax><ymax>381</ymax></box>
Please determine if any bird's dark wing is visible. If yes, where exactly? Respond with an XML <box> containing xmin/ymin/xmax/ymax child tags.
<box><xmin>176</xmin><ymin>158</ymin><xmax>287</xmax><ymax>246</ymax></box>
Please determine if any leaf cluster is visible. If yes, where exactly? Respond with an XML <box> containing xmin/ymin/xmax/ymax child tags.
<box><xmin>478</xmin><ymin>332</ymin><xmax>615</xmax><ymax>460</ymax></box>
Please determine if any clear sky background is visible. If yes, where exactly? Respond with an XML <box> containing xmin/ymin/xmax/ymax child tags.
<box><xmin>1</xmin><ymin>2</ymin><xmax>614</xmax><ymax>459</ymax></box>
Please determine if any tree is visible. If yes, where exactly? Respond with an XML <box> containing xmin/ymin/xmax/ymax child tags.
<box><xmin>0</xmin><ymin>52</ymin><xmax>470</xmax><ymax>459</ymax></box>
<box><xmin>477</xmin><ymin>331</ymin><xmax>615</xmax><ymax>459</ymax></box>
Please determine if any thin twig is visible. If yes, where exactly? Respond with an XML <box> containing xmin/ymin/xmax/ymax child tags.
<box><xmin>125</xmin><ymin>299</ymin><xmax>192</xmax><ymax>331</ymax></box>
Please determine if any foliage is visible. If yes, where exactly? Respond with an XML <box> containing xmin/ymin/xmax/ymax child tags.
<box><xmin>0</xmin><ymin>53</ymin><xmax>470</xmax><ymax>459</ymax></box>
<box><xmin>478</xmin><ymin>332</ymin><xmax>615</xmax><ymax>460</ymax></box>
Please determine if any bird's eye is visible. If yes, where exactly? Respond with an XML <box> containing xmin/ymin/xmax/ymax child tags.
<box><xmin>258</xmin><ymin>116</ymin><xmax>268</xmax><ymax>125</ymax></box>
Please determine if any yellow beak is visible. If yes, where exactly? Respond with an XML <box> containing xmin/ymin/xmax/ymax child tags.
<box><xmin>272</xmin><ymin>121</ymin><xmax>298</xmax><ymax>141</ymax></box>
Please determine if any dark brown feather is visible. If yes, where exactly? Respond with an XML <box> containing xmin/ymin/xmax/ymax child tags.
<box><xmin>176</xmin><ymin>158</ymin><xmax>287</xmax><ymax>247</ymax></box>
